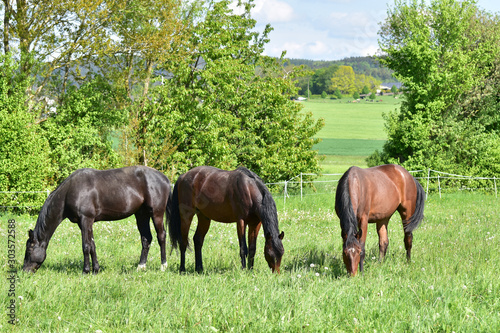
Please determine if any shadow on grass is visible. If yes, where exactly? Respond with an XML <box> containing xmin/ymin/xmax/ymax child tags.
<box><xmin>285</xmin><ymin>246</ymin><xmax>346</xmax><ymax>278</ymax></box>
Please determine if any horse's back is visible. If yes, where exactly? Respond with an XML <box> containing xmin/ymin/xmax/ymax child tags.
<box><xmin>64</xmin><ymin>166</ymin><xmax>170</xmax><ymax>220</ymax></box>
<box><xmin>177</xmin><ymin>166</ymin><xmax>260</xmax><ymax>223</ymax></box>
<box><xmin>348</xmin><ymin>164</ymin><xmax>414</xmax><ymax>222</ymax></box>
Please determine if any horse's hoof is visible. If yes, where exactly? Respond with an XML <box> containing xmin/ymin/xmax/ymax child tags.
<box><xmin>137</xmin><ymin>264</ymin><xmax>147</xmax><ymax>271</ymax></box>
<box><xmin>161</xmin><ymin>263</ymin><xmax>168</xmax><ymax>271</ymax></box>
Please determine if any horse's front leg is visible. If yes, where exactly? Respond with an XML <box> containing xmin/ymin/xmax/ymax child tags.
<box><xmin>237</xmin><ymin>219</ymin><xmax>248</xmax><ymax>269</ymax></box>
<box><xmin>247</xmin><ymin>222</ymin><xmax>261</xmax><ymax>270</ymax></box>
<box><xmin>358</xmin><ymin>218</ymin><xmax>368</xmax><ymax>274</ymax></box>
<box><xmin>79</xmin><ymin>216</ymin><xmax>99</xmax><ymax>274</ymax></box>
<box><xmin>376</xmin><ymin>220</ymin><xmax>390</xmax><ymax>262</ymax></box>
<box><xmin>193</xmin><ymin>214</ymin><xmax>211</xmax><ymax>273</ymax></box>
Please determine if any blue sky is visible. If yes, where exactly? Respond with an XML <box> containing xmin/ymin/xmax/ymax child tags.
<box><xmin>231</xmin><ymin>0</ymin><xmax>500</xmax><ymax>61</ymax></box>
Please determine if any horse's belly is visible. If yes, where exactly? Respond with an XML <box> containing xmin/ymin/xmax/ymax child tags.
<box><xmin>367</xmin><ymin>203</ymin><xmax>399</xmax><ymax>223</ymax></box>
<box><xmin>197</xmin><ymin>206</ymin><xmax>239</xmax><ymax>223</ymax></box>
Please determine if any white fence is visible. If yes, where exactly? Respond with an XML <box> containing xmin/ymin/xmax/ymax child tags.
<box><xmin>269</xmin><ymin>169</ymin><xmax>499</xmax><ymax>204</ymax></box>
<box><xmin>1</xmin><ymin>169</ymin><xmax>498</xmax><ymax>211</ymax></box>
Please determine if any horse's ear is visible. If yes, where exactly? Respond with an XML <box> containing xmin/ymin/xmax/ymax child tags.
<box><xmin>279</xmin><ymin>231</ymin><xmax>284</xmax><ymax>240</ymax></box>
<box><xmin>28</xmin><ymin>229</ymin><xmax>34</xmax><ymax>240</ymax></box>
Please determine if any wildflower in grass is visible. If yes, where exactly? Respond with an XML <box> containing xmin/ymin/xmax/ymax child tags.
<box><xmin>429</xmin><ymin>285</ymin><xmax>434</xmax><ymax>290</ymax></box>
<box><xmin>315</xmin><ymin>273</ymin><xmax>320</xmax><ymax>277</ymax></box>
<box><xmin>297</xmin><ymin>274</ymin><xmax>302</xmax><ymax>278</ymax></box>
<box><xmin>310</xmin><ymin>263</ymin><xmax>315</xmax><ymax>268</ymax></box>
<box><xmin>324</xmin><ymin>267</ymin><xmax>329</xmax><ymax>270</ymax></box>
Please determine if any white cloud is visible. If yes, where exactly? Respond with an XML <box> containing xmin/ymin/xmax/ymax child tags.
<box><xmin>230</xmin><ymin>0</ymin><xmax>295</xmax><ymax>23</ymax></box>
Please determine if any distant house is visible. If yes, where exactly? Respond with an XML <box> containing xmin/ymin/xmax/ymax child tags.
<box><xmin>377</xmin><ymin>82</ymin><xmax>403</xmax><ymax>94</ymax></box>
<box><xmin>296</xmin><ymin>96</ymin><xmax>307</xmax><ymax>101</ymax></box>
<box><xmin>383</xmin><ymin>82</ymin><xmax>403</xmax><ymax>89</ymax></box>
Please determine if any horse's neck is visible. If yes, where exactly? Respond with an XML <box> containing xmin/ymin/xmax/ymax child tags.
<box><xmin>35</xmin><ymin>199</ymin><xmax>65</xmax><ymax>247</ymax></box>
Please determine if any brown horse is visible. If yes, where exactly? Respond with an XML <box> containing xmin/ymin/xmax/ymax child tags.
<box><xmin>23</xmin><ymin>166</ymin><xmax>172</xmax><ymax>274</ymax></box>
<box><xmin>335</xmin><ymin>164</ymin><xmax>425</xmax><ymax>276</ymax></box>
<box><xmin>169</xmin><ymin>166</ymin><xmax>284</xmax><ymax>273</ymax></box>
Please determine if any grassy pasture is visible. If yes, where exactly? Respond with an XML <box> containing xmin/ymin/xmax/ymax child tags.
<box><xmin>302</xmin><ymin>96</ymin><xmax>400</xmax><ymax>157</ymax></box>
<box><xmin>2</xmin><ymin>192</ymin><xmax>499</xmax><ymax>332</ymax></box>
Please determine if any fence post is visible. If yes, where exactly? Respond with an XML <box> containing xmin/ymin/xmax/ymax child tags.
<box><xmin>438</xmin><ymin>174</ymin><xmax>441</xmax><ymax>199</ymax></box>
<box><xmin>300</xmin><ymin>173</ymin><xmax>303</xmax><ymax>201</ymax></box>
<box><xmin>494</xmin><ymin>177</ymin><xmax>497</xmax><ymax>198</ymax></box>
<box><xmin>426</xmin><ymin>169</ymin><xmax>430</xmax><ymax>199</ymax></box>
<box><xmin>284</xmin><ymin>180</ymin><xmax>288</xmax><ymax>207</ymax></box>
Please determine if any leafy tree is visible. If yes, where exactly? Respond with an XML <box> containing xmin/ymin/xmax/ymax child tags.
<box><xmin>353</xmin><ymin>91</ymin><xmax>360</xmax><ymax>99</ymax></box>
<box><xmin>330</xmin><ymin>66</ymin><xmax>356</xmax><ymax>94</ymax></box>
<box><xmin>321</xmin><ymin>91</ymin><xmax>328</xmax><ymax>99</ymax></box>
<box><xmin>333</xmin><ymin>88</ymin><xmax>342</xmax><ymax>100</ymax></box>
<box><xmin>136</xmin><ymin>0</ymin><xmax>324</xmax><ymax>182</ymax></box>
<box><xmin>369</xmin><ymin>93</ymin><xmax>376</xmax><ymax>101</ymax></box>
<box><xmin>1</xmin><ymin>0</ymin><xmax>123</xmax><ymax>105</ymax></box>
<box><xmin>310</xmin><ymin>64</ymin><xmax>339</xmax><ymax>94</ymax></box>
<box><xmin>371</xmin><ymin>0</ymin><xmax>500</xmax><ymax>175</ymax></box>
<box><xmin>362</xmin><ymin>86</ymin><xmax>370</xmax><ymax>95</ymax></box>
<box><xmin>391</xmin><ymin>85</ymin><xmax>398</xmax><ymax>95</ymax></box>
<box><xmin>40</xmin><ymin>78</ymin><xmax>127</xmax><ymax>182</ymax></box>
<box><xmin>0</xmin><ymin>56</ymin><xmax>53</xmax><ymax>208</ymax></box>
<box><xmin>330</xmin><ymin>65</ymin><xmax>380</xmax><ymax>95</ymax></box>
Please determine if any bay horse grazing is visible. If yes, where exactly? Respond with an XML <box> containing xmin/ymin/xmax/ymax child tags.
<box><xmin>169</xmin><ymin>166</ymin><xmax>284</xmax><ymax>273</ymax></box>
<box><xmin>23</xmin><ymin>166</ymin><xmax>172</xmax><ymax>274</ymax></box>
<box><xmin>335</xmin><ymin>164</ymin><xmax>425</xmax><ymax>276</ymax></box>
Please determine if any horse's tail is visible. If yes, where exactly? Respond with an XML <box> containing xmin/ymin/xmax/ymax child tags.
<box><xmin>405</xmin><ymin>177</ymin><xmax>425</xmax><ymax>233</ymax></box>
<box><xmin>168</xmin><ymin>179</ymin><xmax>183</xmax><ymax>250</ymax></box>
<box><xmin>165</xmin><ymin>185</ymin><xmax>173</xmax><ymax>231</ymax></box>
<box><xmin>335</xmin><ymin>167</ymin><xmax>358</xmax><ymax>241</ymax></box>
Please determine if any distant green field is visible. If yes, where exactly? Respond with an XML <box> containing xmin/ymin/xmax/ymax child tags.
<box><xmin>315</xmin><ymin>138</ymin><xmax>385</xmax><ymax>156</ymax></box>
<box><xmin>302</xmin><ymin>96</ymin><xmax>401</xmax><ymax>158</ymax></box>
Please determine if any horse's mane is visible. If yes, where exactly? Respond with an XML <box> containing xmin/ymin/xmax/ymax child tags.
<box><xmin>34</xmin><ymin>173</ymin><xmax>73</xmax><ymax>239</ymax></box>
<box><xmin>335</xmin><ymin>167</ymin><xmax>359</xmax><ymax>248</ymax></box>
<box><xmin>236</xmin><ymin>167</ymin><xmax>284</xmax><ymax>255</ymax></box>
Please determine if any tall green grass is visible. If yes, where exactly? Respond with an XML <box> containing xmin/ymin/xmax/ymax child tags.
<box><xmin>2</xmin><ymin>192</ymin><xmax>499</xmax><ymax>332</ymax></box>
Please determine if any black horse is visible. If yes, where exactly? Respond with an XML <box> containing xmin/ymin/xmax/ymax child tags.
<box><xmin>23</xmin><ymin>166</ymin><xmax>173</xmax><ymax>274</ymax></box>
<box><xmin>169</xmin><ymin>166</ymin><xmax>284</xmax><ymax>273</ymax></box>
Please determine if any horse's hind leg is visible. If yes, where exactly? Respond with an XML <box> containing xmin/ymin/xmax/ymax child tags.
<box><xmin>193</xmin><ymin>214</ymin><xmax>211</xmax><ymax>273</ymax></box>
<box><xmin>237</xmin><ymin>219</ymin><xmax>248</xmax><ymax>269</ymax></box>
<box><xmin>404</xmin><ymin>232</ymin><xmax>413</xmax><ymax>262</ymax></box>
<box><xmin>179</xmin><ymin>210</ymin><xmax>194</xmax><ymax>273</ymax></box>
<box><xmin>247</xmin><ymin>221</ymin><xmax>262</xmax><ymax>270</ymax></box>
<box><xmin>78</xmin><ymin>216</ymin><xmax>99</xmax><ymax>274</ymax></box>
<box><xmin>152</xmin><ymin>211</ymin><xmax>167</xmax><ymax>270</ymax></box>
<box><xmin>135</xmin><ymin>209</ymin><xmax>153</xmax><ymax>270</ymax></box>
<box><xmin>376</xmin><ymin>219</ymin><xmax>390</xmax><ymax>262</ymax></box>
<box><xmin>398</xmin><ymin>205</ymin><xmax>413</xmax><ymax>262</ymax></box>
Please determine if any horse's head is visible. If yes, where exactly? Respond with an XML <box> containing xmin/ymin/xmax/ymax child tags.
<box><xmin>23</xmin><ymin>229</ymin><xmax>47</xmax><ymax>273</ymax></box>
<box><xmin>342</xmin><ymin>230</ymin><xmax>363</xmax><ymax>276</ymax></box>
<box><xmin>264</xmin><ymin>231</ymin><xmax>285</xmax><ymax>273</ymax></box>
